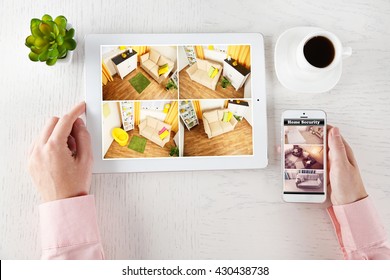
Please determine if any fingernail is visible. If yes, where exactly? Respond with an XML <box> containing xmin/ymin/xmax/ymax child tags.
<box><xmin>333</xmin><ymin>127</ymin><xmax>340</xmax><ymax>136</ymax></box>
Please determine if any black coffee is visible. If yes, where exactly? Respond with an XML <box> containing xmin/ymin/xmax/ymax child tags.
<box><xmin>303</xmin><ymin>36</ymin><xmax>335</xmax><ymax>68</ymax></box>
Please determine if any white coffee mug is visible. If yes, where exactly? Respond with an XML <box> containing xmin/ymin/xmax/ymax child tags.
<box><xmin>296</xmin><ymin>30</ymin><xmax>352</xmax><ymax>73</ymax></box>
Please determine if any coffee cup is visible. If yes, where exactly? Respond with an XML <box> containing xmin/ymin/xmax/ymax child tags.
<box><xmin>296</xmin><ymin>30</ymin><xmax>352</xmax><ymax>73</ymax></box>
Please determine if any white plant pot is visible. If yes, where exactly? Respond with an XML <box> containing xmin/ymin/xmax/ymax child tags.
<box><xmin>56</xmin><ymin>23</ymin><xmax>75</xmax><ymax>65</ymax></box>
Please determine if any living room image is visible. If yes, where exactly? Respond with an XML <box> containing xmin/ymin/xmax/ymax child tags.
<box><xmin>180</xmin><ymin>99</ymin><xmax>253</xmax><ymax>157</ymax></box>
<box><xmin>102</xmin><ymin>100</ymin><xmax>179</xmax><ymax>159</ymax></box>
<box><xmin>284</xmin><ymin>125</ymin><xmax>324</xmax><ymax>144</ymax></box>
<box><xmin>178</xmin><ymin>45</ymin><xmax>251</xmax><ymax>99</ymax></box>
<box><xmin>102</xmin><ymin>45</ymin><xmax>178</xmax><ymax>100</ymax></box>
<box><xmin>284</xmin><ymin>144</ymin><xmax>324</xmax><ymax>170</ymax></box>
<box><xmin>284</xmin><ymin>170</ymin><xmax>324</xmax><ymax>193</ymax></box>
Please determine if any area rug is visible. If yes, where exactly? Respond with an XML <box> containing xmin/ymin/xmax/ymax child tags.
<box><xmin>129</xmin><ymin>73</ymin><xmax>151</xmax><ymax>94</ymax></box>
<box><xmin>128</xmin><ymin>135</ymin><xmax>147</xmax><ymax>153</ymax></box>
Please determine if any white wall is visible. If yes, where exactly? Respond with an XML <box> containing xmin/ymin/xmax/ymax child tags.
<box><xmin>244</xmin><ymin>75</ymin><xmax>252</xmax><ymax>98</ymax></box>
<box><xmin>242</xmin><ymin>100</ymin><xmax>253</xmax><ymax>127</ymax></box>
<box><xmin>102</xmin><ymin>102</ymin><xmax>122</xmax><ymax>157</ymax></box>
<box><xmin>102</xmin><ymin>46</ymin><xmax>117</xmax><ymax>55</ymax></box>
<box><xmin>150</xmin><ymin>46</ymin><xmax>178</xmax><ymax>72</ymax></box>
<box><xmin>178</xmin><ymin>46</ymin><xmax>189</xmax><ymax>72</ymax></box>
<box><xmin>177</xmin><ymin>121</ymin><xmax>184</xmax><ymax>157</ymax></box>
<box><xmin>140</xmin><ymin>109</ymin><xmax>167</xmax><ymax>122</ymax></box>
<box><xmin>204</xmin><ymin>49</ymin><xmax>226</xmax><ymax>64</ymax></box>
<box><xmin>199</xmin><ymin>100</ymin><xmax>225</xmax><ymax>112</ymax></box>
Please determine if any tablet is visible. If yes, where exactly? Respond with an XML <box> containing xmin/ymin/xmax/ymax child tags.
<box><xmin>85</xmin><ymin>33</ymin><xmax>267</xmax><ymax>173</ymax></box>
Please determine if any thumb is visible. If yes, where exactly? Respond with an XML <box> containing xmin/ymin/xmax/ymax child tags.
<box><xmin>328</xmin><ymin>127</ymin><xmax>348</xmax><ymax>162</ymax></box>
<box><xmin>71</xmin><ymin>118</ymin><xmax>92</xmax><ymax>163</ymax></box>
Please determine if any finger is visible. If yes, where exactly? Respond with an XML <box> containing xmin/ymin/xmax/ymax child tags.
<box><xmin>67</xmin><ymin>135</ymin><xmax>77</xmax><ymax>155</ymax></box>
<box><xmin>326</xmin><ymin>124</ymin><xmax>333</xmax><ymax>133</ymax></box>
<box><xmin>341</xmin><ymin>136</ymin><xmax>358</xmax><ymax>167</ymax></box>
<box><xmin>328</xmin><ymin>127</ymin><xmax>348</xmax><ymax>163</ymax></box>
<box><xmin>39</xmin><ymin>117</ymin><xmax>60</xmax><ymax>144</ymax></box>
<box><xmin>71</xmin><ymin>118</ymin><xmax>92</xmax><ymax>162</ymax></box>
<box><xmin>49</xmin><ymin>102</ymin><xmax>86</xmax><ymax>143</ymax></box>
<box><xmin>326</xmin><ymin>124</ymin><xmax>333</xmax><ymax>153</ymax></box>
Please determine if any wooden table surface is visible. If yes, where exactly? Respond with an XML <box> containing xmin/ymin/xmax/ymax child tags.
<box><xmin>1</xmin><ymin>0</ymin><xmax>389</xmax><ymax>259</ymax></box>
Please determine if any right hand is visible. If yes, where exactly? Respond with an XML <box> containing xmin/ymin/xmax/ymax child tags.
<box><xmin>327</xmin><ymin>126</ymin><xmax>367</xmax><ymax>205</ymax></box>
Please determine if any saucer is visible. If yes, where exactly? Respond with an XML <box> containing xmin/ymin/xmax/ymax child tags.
<box><xmin>275</xmin><ymin>27</ymin><xmax>342</xmax><ymax>93</ymax></box>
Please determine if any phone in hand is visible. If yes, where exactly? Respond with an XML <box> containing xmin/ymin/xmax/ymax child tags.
<box><xmin>282</xmin><ymin>110</ymin><xmax>327</xmax><ymax>203</ymax></box>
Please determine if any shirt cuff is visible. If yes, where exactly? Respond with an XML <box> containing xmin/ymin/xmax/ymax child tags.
<box><xmin>39</xmin><ymin>195</ymin><xmax>100</xmax><ymax>250</ymax></box>
<box><xmin>327</xmin><ymin>196</ymin><xmax>387</xmax><ymax>255</ymax></box>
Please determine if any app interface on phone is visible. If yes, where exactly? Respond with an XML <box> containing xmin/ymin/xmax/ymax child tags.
<box><xmin>283</xmin><ymin>119</ymin><xmax>325</xmax><ymax>195</ymax></box>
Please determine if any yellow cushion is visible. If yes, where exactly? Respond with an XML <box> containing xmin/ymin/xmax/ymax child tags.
<box><xmin>222</xmin><ymin>111</ymin><xmax>233</xmax><ymax>122</ymax></box>
<box><xmin>222</xmin><ymin>112</ymin><xmax>229</xmax><ymax>122</ymax></box>
<box><xmin>208</xmin><ymin>66</ymin><xmax>215</xmax><ymax>78</ymax></box>
<box><xmin>158</xmin><ymin>63</ymin><xmax>169</xmax><ymax>76</ymax></box>
<box><xmin>227</xmin><ymin>111</ymin><xmax>233</xmax><ymax>121</ymax></box>
<box><xmin>159</xmin><ymin>130</ymin><xmax>169</xmax><ymax>140</ymax></box>
<box><xmin>210</xmin><ymin>67</ymin><xmax>219</xmax><ymax>78</ymax></box>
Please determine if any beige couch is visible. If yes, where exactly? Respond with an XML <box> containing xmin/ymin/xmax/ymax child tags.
<box><xmin>296</xmin><ymin>173</ymin><xmax>322</xmax><ymax>189</ymax></box>
<box><xmin>186</xmin><ymin>59</ymin><xmax>223</xmax><ymax>90</ymax></box>
<box><xmin>140</xmin><ymin>50</ymin><xmax>174</xmax><ymax>84</ymax></box>
<box><xmin>139</xmin><ymin>116</ymin><xmax>171</xmax><ymax>147</ymax></box>
<box><xmin>202</xmin><ymin>109</ymin><xmax>238</xmax><ymax>138</ymax></box>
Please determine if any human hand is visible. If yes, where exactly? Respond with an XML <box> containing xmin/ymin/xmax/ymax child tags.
<box><xmin>28</xmin><ymin>102</ymin><xmax>93</xmax><ymax>202</ymax></box>
<box><xmin>327</xmin><ymin>126</ymin><xmax>367</xmax><ymax>205</ymax></box>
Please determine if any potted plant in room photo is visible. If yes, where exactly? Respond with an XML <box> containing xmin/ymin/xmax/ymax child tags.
<box><xmin>221</xmin><ymin>76</ymin><xmax>231</xmax><ymax>89</ymax></box>
<box><xmin>25</xmin><ymin>14</ymin><xmax>77</xmax><ymax>66</ymax></box>
<box><xmin>169</xmin><ymin>146</ymin><xmax>179</xmax><ymax>157</ymax></box>
<box><xmin>165</xmin><ymin>79</ymin><xmax>178</xmax><ymax>91</ymax></box>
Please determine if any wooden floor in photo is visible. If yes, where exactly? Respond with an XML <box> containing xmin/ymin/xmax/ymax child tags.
<box><xmin>103</xmin><ymin>65</ymin><xmax>178</xmax><ymax>100</ymax></box>
<box><xmin>179</xmin><ymin>66</ymin><xmax>245</xmax><ymax>99</ymax></box>
<box><xmin>183</xmin><ymin>119</ymin><xmax>253</xmax><ymax>156</ymax></box>
<box><xmin>104</xmin><ymin>127</ymin><xmax>177</xmax><ymax>158</ymax></box>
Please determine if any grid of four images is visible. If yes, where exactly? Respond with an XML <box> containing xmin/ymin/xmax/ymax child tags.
<box><xmin>101</xmin><ymin>44</ymin><xmax>253</xmax><ymax>159</ymax></box>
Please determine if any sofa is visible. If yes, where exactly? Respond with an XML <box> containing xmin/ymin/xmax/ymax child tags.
<box><xmin>295</xmin><ymin>173</ymin><xmax>322</xmax><ymax>189</ymax></box>
<box><xmin>140</xmin><ymin>50</ymin><xmax>175</xmax><ymax>84</ymax></box>
<box><xmin>202</xmin><ymin>109</ymin><xmax>238</xmax><ymax>138</ymax></box>
<box><xmin>186</xmin><ymin>59</ymin><xmax>223</xmax><ymax>90</ymax></box>
<box><xmin>139</xmin><ymin>116</ymin><xmax>171</xmax><ymax>148</ymax></box>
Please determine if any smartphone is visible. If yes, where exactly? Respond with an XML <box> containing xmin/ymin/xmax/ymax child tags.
<box><xmin>282</xmin><ymin>110</ymin><xmax>327</xmax><ymax>203</ymax></box>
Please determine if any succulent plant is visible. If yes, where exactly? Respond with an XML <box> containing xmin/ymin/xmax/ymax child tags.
<box><xmin>25</xmin><ymin>14</ymin><xmax>77</xmax><ymax>66</ymax></box>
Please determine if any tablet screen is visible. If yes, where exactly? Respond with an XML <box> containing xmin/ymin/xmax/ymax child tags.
<box><xmin>101</xmin><ymin>44</ymin><xmax>253</xmax><ymax>159</ymax></box>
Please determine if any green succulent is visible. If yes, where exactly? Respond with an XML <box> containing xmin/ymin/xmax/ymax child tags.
<box><xmin>25</xmin><ymin>14</ymin><xmax>77</xmax><ymax>66</ymax></box>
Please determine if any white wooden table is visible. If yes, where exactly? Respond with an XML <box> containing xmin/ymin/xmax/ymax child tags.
<box><xmin>0</xmin><ymin>0</ymin><xmax>389</xmax><ymax>259</ymax></box>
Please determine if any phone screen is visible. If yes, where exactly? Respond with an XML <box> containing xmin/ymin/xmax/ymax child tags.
<box><xmin>283</xmin><ymin>118</ymin><xmax>326</xmax><ymax>195</ymax></box>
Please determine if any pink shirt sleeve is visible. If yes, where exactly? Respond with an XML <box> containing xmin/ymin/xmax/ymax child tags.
<box><xmin>327</xmin><ymin>196</ymin><xmax>390</xmax><ymax>259</ymax></box>
<box><xmin>39</xmin><ymin>195</ymin><xmax>104</xmax><ymax>260</ymax></box>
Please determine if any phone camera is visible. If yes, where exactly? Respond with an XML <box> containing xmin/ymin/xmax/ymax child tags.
<box><xmin>303</xmin><ymin>113</ymin><xmax>305</xmax><ymax>115</ymax></box>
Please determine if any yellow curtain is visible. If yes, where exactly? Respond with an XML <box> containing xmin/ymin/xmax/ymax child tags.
<box><xmin>134</xmin><ymin>102</ymin><xmax>141</xmax><ymax>126</ymax></box>
<box><xmin>131</xmin><ymin>46</ymin><xmax>150</xmax><ymax>62</ymax></box>
<box><xmin>102</xmin><ymin>62</ymin><xmax>113</xmax><ymax>85</ymax></box>
<box><xmin>227</xmin><ymin>45</ymin><xmax>251</xmax><ymax>69</ymax></box>
<box><xmin>194</xmin><ymin>46</ymin><xmax>205</xmax><ymax>60</ymax></box>
<box><xmin>164</xmin><ymin>101</ymin><xmax>178</xmax><ymax>133</ymax></box>
<box><xmin>192</xmin><ymin>100</ymin><xmax>202</xmax><ymax>120</ymax></box>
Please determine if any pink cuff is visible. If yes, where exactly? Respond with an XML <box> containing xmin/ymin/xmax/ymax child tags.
<box><xmin>39</xmin><ymin>195</ymin><xmax>101</xmax><ymax>250</ymax></box>
<box><xmin>327</xmin><ymin>196</ymin><xmax>387</xmax><ymax>255</ymax></box>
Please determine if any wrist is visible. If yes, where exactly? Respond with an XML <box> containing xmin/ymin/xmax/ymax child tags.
<box><xmin>43</xmin><ymin>189</ymin><xmax>89</xmax><ymax>203</ymax></box>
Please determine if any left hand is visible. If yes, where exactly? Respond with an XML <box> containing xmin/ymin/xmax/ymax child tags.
<box><xmin>28</xmin><ymin>102</ymin><xmax>93</xmax><ymax>202</ymax></box>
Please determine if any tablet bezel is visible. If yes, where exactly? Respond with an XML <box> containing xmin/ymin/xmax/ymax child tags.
<box><xmin>85</xmin><ymin>33</ymin><xmax>268</xmax><ymax>173</ymax></box>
